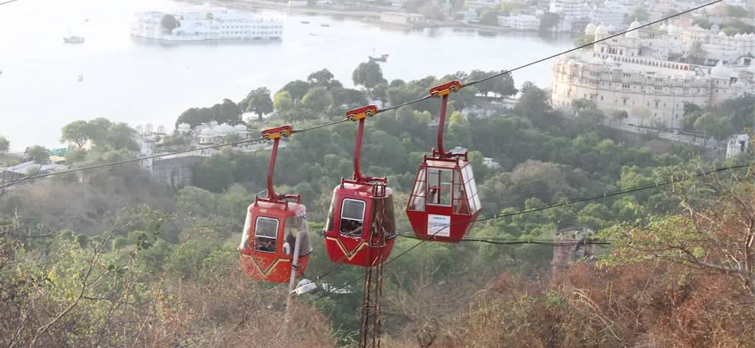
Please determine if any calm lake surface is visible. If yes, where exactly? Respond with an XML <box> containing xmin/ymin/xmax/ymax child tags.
<box><xmin>0</xmin><ymin>0</ymin><xmax>572</xmax><ymax>150</ymax></box>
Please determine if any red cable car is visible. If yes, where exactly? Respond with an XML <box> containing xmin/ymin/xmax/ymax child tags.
<box><xmin>323</xmin><ymin>106</ymin><xmax>398</xmax><ymax>267</ymax></box>
<box><xmin>406</xmin><ymin>81</ymin><xmax>482</xmax><ymax>243</ymax></box>
<box><xmin>238</xmin><ymin>126</ymin><xmax>313</xmax><ymax>283</ymax></box>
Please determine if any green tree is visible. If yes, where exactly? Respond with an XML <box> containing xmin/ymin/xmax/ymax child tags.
<box><xmin>687</xmin><ymin>41</ymin><xmax>707</xmax><ymax>65</ymax></box>
<box><xmin>161</xmin><ymin>14</ymin><xmax>178</xmax><ymax>32</ymax></box>
<box><xmin>692</xmin><ymin>18</ymin><xmax>712</xmax><ymax>29</ymax></box>
<box><xmin>514</xmin><ymin>82</ymin><xmax>554</xmax><ymax>128</ymax></box>
<box><xmin>726</xmin><ymin>5</ymin><xmax>750</xmax><ymax>18</ymax></box>
<box><xmin>694</xmin><ymin>112</ymin><xmax>733</xmax><ymax>140</ymax></box>
<box><xmin>332</xmin><ymin>88</ymin><xmax>368</xmax><ymax>107</ymax></box>
<box><xmin>627</xmin><ymin>7</ymin><xmax>649</xmax><ymax>23</ymax></box>
<box><xmin>419</xmin><ymin>2</ymin><xmax>443</xmax><ymax>20</ymax></box>
<box><xmin>280</xmin><ymin>80</ymin><xmax>311</xmax><ymax>102</ymax></box>
<box><xmin>25</xmin><ymin>145</ymin><xmax>50</xmax><ymax>164</ymax></box>
<box><xmin>273</xmin><ymin>91</ymin><xmax>296</xmax><ymax>119</ymax></box>
<box><xmin>60</xmin><ymin>120</ymin><xmax>90</xmax><ymax>149</ymax></box>
<box><xmin>574</xmin><ymin>34</ymin><xmax>595</xmax><ymax>48</ymax></box>
<box><xmin>479</xmin><ymin>10</ymin><xmax>499</xmax><ymax>26</ymax></box>
<box><xmin>104</xmin><ymin>123</ymin><xmax>139</xmax><ymax>151</ymax></box>
<box><xmin>64</xmin><ymin>148</ymin><xmax>87</xmax><ymax>164</ymax></box>
<box><xmin>307</xmin><ymin>69</ymin><xmax>341</xmax><ymax>89</ymax></box>
<box><xmin>539</xmin><ymin>12</ymin><xmax>560</xmax><ymax>31</ymax></box>
<box><xmin>0</xmin><ymin>135</ymin><xmax>9</xmax><ymax>165</ymax></box>
<box><xmin>86</xmin><ymin>117</ymin><xmax>112</xmax><ymax>147</ymax></box>
<box><xmin>302</xmin><ymin>86</ymin><xmax>334</xmax><ymax>115</ymax></box>
<box><xmin>352</xmin><ymin>61</ymin><xmax>387</xmax><ymax>90</ymax></box>
<box><xmin>242</xmin><ymin>87</ymin><xmax>273</xmax><ymax>121</ymax></box>
<box><xmin>193</xmin><ymin>154</ymin><xmax>235</xmax><ymax>192</ymax></box>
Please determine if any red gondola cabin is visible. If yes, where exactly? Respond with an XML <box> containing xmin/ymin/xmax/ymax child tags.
<box><xmin>406</xmin><ymin>81</ymin><xmax>482</xmax><ymax>242</ymax></box>
<box><xmin>406</xmin><ymin>152</ymin><xmax>481</xmax><ymax>242</ymax></box>
<box><xmin>323</xmin><ymin>106</ymin><xmax>398</xmax><ymax>267</ymax></box>
<box><xmin>238</xmin><ymin>126</ymin><xmax>313</xmax><ymax>283</ymax></box>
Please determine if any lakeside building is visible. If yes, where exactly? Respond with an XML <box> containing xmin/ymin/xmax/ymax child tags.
<box><xmin>498</xmin><ymin>14</ymin><xmax>540</xmax><ymax>30</ymax></box>
<box><xmin>551</xmin><ymin>21</ymin><xmax>755</xmax><ymax>129</ymax></box>
<box><xmin>379</xmin><ymin>12</ymin><xmax>426</xmax><ymax>25</ymax></box>
<box><xmin>131</xmin><ymin>10</ymin><xmax>283</xmax><ymax>42</ymax></box>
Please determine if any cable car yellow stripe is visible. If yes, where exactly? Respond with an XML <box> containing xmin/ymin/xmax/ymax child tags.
<box><xmin>325</xmin><ymin>236</ymin><xmax>367</xmax><ymax>261</ymax></box>
<box><xmin>241</xmin><ymin>254</ymin><xmax>290</xmax><ymax>277</ymax></box>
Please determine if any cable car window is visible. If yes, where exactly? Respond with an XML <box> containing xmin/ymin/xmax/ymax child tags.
<box><xmin>254</xmin><ymin>217</ymin><xmax>279</xmax><ymax>253</ymax></box>
<box><xmin>427</xmin><ymin>168</ymin><xmax>452</xmax><ymax>206</ymax></box>
<box><xmin>239</xmin><ymin>208</ymin><xmax>253</xmax><ymax>250</ymax></box>
<box><xmin>340</xmin><ymin>199</ymin><xmax>365</xmax><ymax>236</ymax></box>
<box><xmin>325</xmin><ymin>190</ymin><xmax>337</xmax><ymax>232</ymax></box>
<box><xmin>453</xmin><ymin>169</ymin><xmax>470</xmax><ymax>214</ymax></box>
<box><xmin>409</xmin><ymin>168</ymin><xmax>426</xmax><ymax>211</ymax></box>
<box><xmin>284</xmin><ymin>214</ymin><xmax>312</xmax><ymax>256</ymax></box>
<box><xmin>463</xmin><ymin>165</ymin><xmax>480</xmax><ymax>212</ymax></box>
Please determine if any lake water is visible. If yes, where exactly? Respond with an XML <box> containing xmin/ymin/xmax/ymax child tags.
<box><xmin>0</xmin><ymin>0</ymin><xmax>572</xmax><ymax>151</ymax></box>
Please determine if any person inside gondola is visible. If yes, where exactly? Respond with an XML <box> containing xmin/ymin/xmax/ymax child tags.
<box><xmin>256</xmin><ymin>238</ymin><xmax>276</xmax><ymax>252</ymax></box>
<box><xmin>340</xmin><ymin>219</ymin><xmax>363</xmax><ymax>237</ymax></box>
<box><xmin>283</xmin><ymin>231</ymin><xmax>296</xmax><ymax>256</ymax></box>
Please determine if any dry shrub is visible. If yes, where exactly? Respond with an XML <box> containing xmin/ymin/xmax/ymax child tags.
<box><xmin>414</xmin><ymin>263</ymin><xmax>755</xmax><ymax>348</ymax></box>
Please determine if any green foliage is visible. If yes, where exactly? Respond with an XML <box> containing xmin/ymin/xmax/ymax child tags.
<box><xmin>273</xmin><ymin>91</ymin><xmax>296</xmax><ymax>121</ymax></box>
<box><xmin>25</xmin><ymin>145</ymin><xmax>50</xmax><ymax>164</ymax></box>
<box><xmin>627</xmin><ymin>7</ymin><xmax>649</xmax><ymax>23</ymax></box>
<box><xmin>240</xmin><ymin>87</ymin><xmax>273</xmax><ymax>121</ymax></box>
<box><xmin>539</xmin><ymin>12</ymin><xmax>559</xmax><ymax>31</ymax></box>
<box><xmin>352</xmin><ymin>61</ymin><xmax>387</xmax><ymax>90</ymax></box>
<box><xmin>60</xmin><ymin>120</ymin><xmax>90</xmax><ymax>148</ymax></box>
<box><xmin>307</xmin><ymin>68</ymin><xmax>342</xmax><ymax>89</ymax></box>
<box><xmin>693</xmin><ymin>112</ymin><xmax>733</xmax><ymax>140</ymax></box>
<box><xmin>0</xmin><ymin>135</ymin><xmax>8</xmax><ymax>153</ymax></box>
<box><xmin>175</xmin><ymin>99</ymin><xmax>241</xmax><ymax>128</ymax></box>
<box><xmin>279</xmin><ymin>80</ymin><xmax>311</xmax><ymax>102</ymax></box>
<box><xmin>479</xmin><ymin>10</ymin><xmax>499</xmax><ymax>26</ymax></box>
<box><xmin>302</xmin><ymin>86</ymin><xmax>334</xmax><ymax>115</ymax></box>
<box><xmin>161</xmin><ymin>14</ymin><xmax>178</xmax><ymax>32</ymax></box>
<box><xmin>514</xmin><ymin>82</ymin><xmax>556</xmax><ymax>128</ymax></box>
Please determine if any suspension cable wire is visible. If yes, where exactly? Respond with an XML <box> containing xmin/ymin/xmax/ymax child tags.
<box><xmin>0</xmin><ymin>0</ymin><xmax>24</xmax><ymax>6</ymax></box>
<box><xmin>311</xmin><ymin>161</ymin><xmax>752</xmax><ymax>301</ymax></box>
<box><xmin>375</xmin><ymin>94</ymin><xmax>433</xmax><ymax>114</ymax></box>
<box><xmin>0</xmin><ymin>118</ymin><xmax>355</xmax><ymax>191</ymax></box>
<box><xmin>293</xmin><ymin>118</ymin><xmax>351</xmax><ymax>134</ymax></box>
<box><xmin>461</xmin><ymin>0</ymin><xmax>725</xmax><ymax>88</ymax></box>
<box><xmin>0</xmin><ymin>136</ymin><xmax>270</xmax><ymax>190</ymax></box>
<box><xmin>0</xmin><ymin>0</ymin><xmax>724</xmax><ymax>191</ymax></box>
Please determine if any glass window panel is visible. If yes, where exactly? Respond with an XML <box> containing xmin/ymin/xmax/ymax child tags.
<box><xmin>239</xmin><ymin>209</ymin><xmax>252</xmax><ymax>250</ymax></box>
<box><xmin>340</xmin><ymin>199</ymin><xmax>365</xmax><ymax>236</ymax></box>
<box><xmin>341</xmin><ymin>199</ymin><xmax>365</xmax><ymax>221</ymax></box>
<box><xmin>254</xmin><ymin>217</ymin><xmax>278</xmax><ymax>253</ymax></box>
<box><xmin>427</xmin><ymin>168</ymin><xmax>452</xmax><ymax>206</ymax></box>
<box><xmin>284</xmin><ymin>214</ymin><xmax>312</xmax><ymax>256</ymax></box>
<box><xmin>325</xmin><ymin>189</ymin><xmax>337</xmax><ymax>232</ymax></box>
<box><xmin>255</xmin><ymin>217</ymin><xmax>278</xmax><ymax>238</ymax></box>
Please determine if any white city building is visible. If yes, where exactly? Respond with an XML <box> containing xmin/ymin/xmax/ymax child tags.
<box><xmin>131</xmin><ymin>10</ymin><xmax>283</xmax><ymax>42</ymax></box>
<box><xmin>498</xmin><ymin>14</ymin><xmax>540</xmax><ymax>30</ymax></box>
<box><xmin>551</xmin><ymin>21</ymin><xmax>755</xmax><ymax>129</ymax></box>
<box><xmin>380</xmin><ymin>12</ymin><xmax>426</xmax><ymax>25</ymax></box>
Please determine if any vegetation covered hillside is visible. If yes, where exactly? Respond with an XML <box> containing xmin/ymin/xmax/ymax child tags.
<box><xmin>1</xmin><ymin>65</ymin><xmax>753</xmax><ymax>347</ymax></box>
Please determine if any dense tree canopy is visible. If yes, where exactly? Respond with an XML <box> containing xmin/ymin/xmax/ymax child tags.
<box><xmin>175</xmin><ymin>99</ymin><xmax>242</xmax><ymax>128</ymax></box>
<box><xmin>352</xmin><ymin>61</ymin><xmax>387</xmax><ymax>90</ymax></box>
<box><xmin>240</xmin><ymin>87</ymin><xmax>274</xmax><ymax>121</ymax></box>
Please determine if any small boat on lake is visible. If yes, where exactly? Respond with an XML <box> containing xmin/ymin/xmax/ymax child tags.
<box><xmin>63</xmin><ymin>35</ymin><xmax>85</xmax><ymax>44</ymax></box>
<box><xmin>368</xmin><ymin>54</ymin><xmax>389</xmax><ymax>62</ymax></box>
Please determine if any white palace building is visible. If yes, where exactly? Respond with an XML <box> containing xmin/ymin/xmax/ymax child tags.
<box><xmin>551</xmin><ymin>20</ymin><xmax>755</xmax><ymax>128</ymax></box>
<box><xmin>131</xmin><ymin>9</ymin><xmax>283</xmax><ymax>42</ymax></box>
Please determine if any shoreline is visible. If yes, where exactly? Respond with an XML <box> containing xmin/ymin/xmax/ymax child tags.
<box><xmin>174</xmin><ymin>0</ymin><xmax>578</xmax><ymax>34</ymax></box>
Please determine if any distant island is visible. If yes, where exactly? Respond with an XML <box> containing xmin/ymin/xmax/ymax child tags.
<box><xmin>130</xmin><ymin>9</ymin><xmax>283</xmax><ymax>42</ymax></box>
